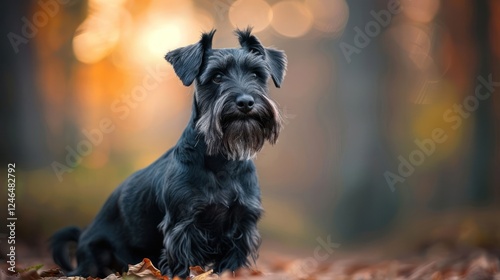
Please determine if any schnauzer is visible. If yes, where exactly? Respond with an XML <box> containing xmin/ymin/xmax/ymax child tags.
<box><xmin>51</xmin><ymin>27</ymin><xmax>287</xmax><ymax>278</ymax></box>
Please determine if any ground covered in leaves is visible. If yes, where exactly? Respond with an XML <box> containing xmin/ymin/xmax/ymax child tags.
<box><xmin>2</xmin><ymin>248</ymin><xmax>500</xmax><ymax>280</ymax></box>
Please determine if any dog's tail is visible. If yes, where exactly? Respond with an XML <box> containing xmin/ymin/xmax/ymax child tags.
<box><xmin>50</xmin><ymin>226</ymin><xmax>81</xmax><ymax>272</ymax></box>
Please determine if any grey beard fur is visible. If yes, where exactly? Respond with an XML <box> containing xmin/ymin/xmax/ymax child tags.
<box><xmin>196</xmin><ymin>93</ymin><xmax>283</xmax><ymax>161</ymax></box>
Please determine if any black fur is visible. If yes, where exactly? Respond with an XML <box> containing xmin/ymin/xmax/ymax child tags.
<box><xmin>51</xmin><ymin>27</ymin><xmax>287</xmax><ymax>278</ymax></box>
<box><xmin>235</xmin><ymin>27</ymin><xmax>287</xmax><ymax>88</ymax></box>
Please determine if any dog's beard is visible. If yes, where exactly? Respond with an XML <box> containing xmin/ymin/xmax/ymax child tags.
<box><xmin>219</xmin><ymin>119</ymin><xmax>265</xmax><ymax>160</ymax></box>
<box><xmin>196</xmin><ymin>94</ymin><xmax>282</xmax><ymax>161</ymax></box>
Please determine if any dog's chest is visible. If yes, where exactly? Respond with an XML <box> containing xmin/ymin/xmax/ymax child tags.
<box><xmin>196</xmin><ymin>203</ymin><xmax>232</xmax><ymax>226</ymax></box>
<box><xmin>195</xmin><ymin>200</ymin><xmax>254</xmax><ymax>237</ymax></box>
<box><xmin>194</xmin><ymin>170</ymin><xmax>257</xmax><ymax>230</ymax></box>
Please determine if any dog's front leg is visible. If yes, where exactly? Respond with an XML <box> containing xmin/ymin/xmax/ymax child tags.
<box><xmin>214</xmin><ymin>221</ymin><xmax>261</xmax><ymax>274</ymax></box>
<box><xmin>158</xmin><ymin>217</ymin><xmax>206</xmax><ymax>278</ymax></box>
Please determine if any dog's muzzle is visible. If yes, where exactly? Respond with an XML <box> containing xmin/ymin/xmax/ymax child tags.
<box><xmin>196</xmin><ymin>92</ymin><xmax>283</xmax><ymax>161</ymax></box>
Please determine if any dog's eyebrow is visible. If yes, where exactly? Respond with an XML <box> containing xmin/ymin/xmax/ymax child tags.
<box><xmin>242</xmin><ymin>55</ymin><xmax>269</xmax><ymax>73</ymax></box>
<box><xmin>208</xmin><ymin>53</ymin><xmax>236</xmax><ymax>70</ymax></box>
<box><xmin>199</xmin><ymin>54</ymin><xmax>235</xmax><ymax>83</ymax></box>
<box><xmin>199</xmin><ymin>54</ymin><xmax>270</xmax><ymax>85</ymax></box>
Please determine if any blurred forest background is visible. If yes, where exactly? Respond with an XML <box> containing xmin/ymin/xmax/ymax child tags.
<box><xmin>1</xmin><ymin>0</ymin><xmax>500</xmax><ymax>265</ymax></box>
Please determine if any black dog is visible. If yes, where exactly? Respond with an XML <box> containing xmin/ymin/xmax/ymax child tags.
<box><xmin>51</xmin><ymin>28</ymin><xmax>287</xmax><ymax>278</ymax></box>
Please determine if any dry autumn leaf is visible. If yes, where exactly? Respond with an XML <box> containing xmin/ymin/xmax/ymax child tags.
<box><xmin>189</xmin><ymin>266</ymin><xmax>219</xmax><ymax>280</ymax></box>
<box><xmin>127</xmin><ymin>258</ymin><xmax>169</xmax><ymax>280</ymax></box>
<box><xmin>37</xmin><ymin>268</ymin><xmax>64</xmax><ymax>278</ymax></box>
<box><xmin>102</xmin><ymin>274</ymin><xmax>121</xmax><ymax>280</ymax></box>
<box><xmin>233</xmin><ymin>267</ymin><xmax>263</xmax><ymax>277</ymax></box>
<box><xmin>189</xmin><ymin>266</ymin><xmax>206</xmax><ymax>276</ymax></box>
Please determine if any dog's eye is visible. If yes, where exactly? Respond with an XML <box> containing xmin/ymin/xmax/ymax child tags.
<box><xmin>212</xmin><ymin>74</ymin><xmax>222</xmax><ymax>84</ymax></box>
<box><xmin>250</xmin><ymin>73</ymin><xmax>257</xmax><ymax>79</ymax></box>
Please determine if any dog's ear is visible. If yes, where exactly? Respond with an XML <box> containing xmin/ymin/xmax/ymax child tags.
<box><xmin>263</xmin><ymin>48</ymin><xmax>287</xmax><ymax>88</ymax></box>
<box><xmin>235</xmin><ymin>27</ymin><xmax>287</xmax><ymax>88</ymax></box>
<box><xmin>165</xmin><ymin>30</ymin><xmax>215</xmax><ymax>86</ymax></box>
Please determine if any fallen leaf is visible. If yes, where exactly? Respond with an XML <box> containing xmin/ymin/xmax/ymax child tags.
<box><xmin>17</xmin><ymin>264</ymin><xmax>44</xmax><ymax>273</ymax></box>
<box><xmin>192</xmin><ymin>270</ymin><xmax>219</xmax><ymax>280</ymax></box>
<box><xmin>39</xmin><ymin>268</ymin><xmax>65</xmax><ymax>277</ymax></box>
<box><xmin>127</xmin><ymin>258</ymin><xmax>169</xmax><ymax>280</ymax></box>
<box><xmin>230</xmin><ymin>267</ymin><xmax>264</xmax><ymax>277</ymax></box>
<box><xmin>189</xmin><ymin>266</ymin><xmax>206</xmax><ymax>276</ymax></box>
<box><xmin>189</xmin><ymin>266</ymin><xmax>219</xmax><ymax>280</ymax></box>
<box><xmin>19</xmin><ymin>270</ymin><xmax>40</xmax><ymax>280</ymax></box>
<box><xmin>103</xmin><ymin>273</ymin><xmax>121</xmax><ymax>280</ymax></box>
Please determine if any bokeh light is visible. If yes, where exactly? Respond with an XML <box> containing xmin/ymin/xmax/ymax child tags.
<box><xmin>402</xmin><ymin>0</ymin><xmax>440</xmax><ymax>23</ymax></box>
<box><xmin>73</xmin><ymin>18</ymin><xmax>121</xmax><ymax>64</ymax></box>
<box><xmin>125</xmin><ymin>7</ymin><xmax>214</xmax><ymax>64</ymax></box>
<box><xmin>72</xmin><ymin>0</ymin><xmax>127</xmax><ymax>64</ymax></box>
<box><xmin>390</xmin><ymin>24</ymin><xmax>434</xmax><ymax>70</ymax></box>
<box><xmin>229</xmin><ymin>0</ymin><xmax>272</xmax><ymax>32</ymax></box>
<box><xmin>271</xmin><ymin>1</ymin><xmax>313</xmax><ymax>38</ymax></box>
<box><xmin>143</xmin><ymin>22</ymin><xmax>182</xmax><ymax>60</ymax></box>
<box><xmin>306</xmin><ymin>0</ymin><xmax>349</xmax><ymax>36</ymax></box>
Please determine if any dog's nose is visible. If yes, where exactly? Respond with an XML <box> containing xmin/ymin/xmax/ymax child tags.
<box><xmin>236</xmin><ymin>94</ymin><xmax>255</xmax><ymax>113</ymax></box>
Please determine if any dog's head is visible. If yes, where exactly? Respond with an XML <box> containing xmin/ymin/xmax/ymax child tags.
<box><xmin>166</xmin><ymin>28</ymin><xmax>287</xmax><ymax>160</ymax></box>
